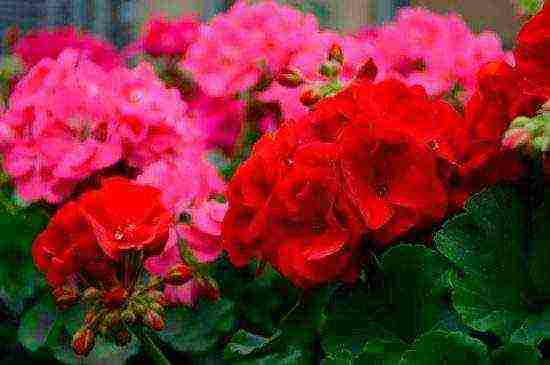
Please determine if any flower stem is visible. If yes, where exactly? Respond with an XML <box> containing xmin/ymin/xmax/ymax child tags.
<box><xmin>133</xmin><ymin>326</ymin><xmax>172</xmax><ymax>365</ymax></box>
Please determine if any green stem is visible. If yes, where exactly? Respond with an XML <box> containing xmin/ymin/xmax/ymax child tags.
<box><xmin>133</xmin><ymin>326</ymin><xmax>172</xmax><ymax>365</ymax></box>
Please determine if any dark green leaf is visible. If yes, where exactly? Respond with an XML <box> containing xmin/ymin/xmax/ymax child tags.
<box><xmin>529</xmin><ymin>192</ymin><xmax>550</xmax><ymax>296</ymax></box>
<box><xmin>379</xmin><ymin>245</ymin><xmax>450</xmax><ymax>341</ymax></box>
<box><xmin>0</xmin><ymin>201</ymin><xmax>49</xmax><ymax>315</ymax></box>
<box><xmin>17</xmin><ymin>294</ymin><xmax>61</xmax><ymax>352</ymax></box>
<box><xmin>435</xmin><ymin>186</ymin><xmax>530</xmax><ymax>338</ymax></box>
<box><xmin>158</xmin><ymin>298</ymin><xmax>235</xmax><ymax>354</ymax></box>
<box><xmin>491</xmin><ymin>343</ymin><xmax>541</xmax><ymax>365</ymax></box>
<box><xmin>355</xmin><ymin>338</ymin><xmax>409</xmax><ymax>365</ymax></box>
<box><xmin>223</xmin><ymin>329</ymin><xmax>281</xmax><ymax>360</ymax></box>
<box><xmin>231</xmin><ymin>345</ymin><xmax>311</xmax><ymax>365</ymax></box>
<box><xmin>399</xmin><ymin>330</ymin><xmax>489</xmax><ymax>365</ymax></box>
<box><xmin>510</xmin><ymin>308</ymin><xmax>550</xmax><ymax>346</ymax></box>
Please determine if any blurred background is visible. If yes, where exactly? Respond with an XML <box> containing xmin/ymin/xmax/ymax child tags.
<box><xmin>0</xmin><ymin>0</ymin><xmax>521</xmax><ymax>49</ymax></box>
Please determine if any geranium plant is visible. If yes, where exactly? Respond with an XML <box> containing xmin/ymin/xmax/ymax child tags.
<box><xmin>0</xmin><ymin>1</ymin><xmax>548</xmax><ymax>364</ymax></box>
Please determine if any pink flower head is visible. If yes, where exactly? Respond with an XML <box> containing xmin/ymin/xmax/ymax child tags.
<box><xmin>14</xmin><ymin>26</ymin><xmax>123</xmax><ymax>71</ymax></box>
<box><xmin>107</xmin><ymin>62</ymin><xmax>203</xmax><ymax>168</ymax></box>
<box><xmin>181</xmin><ymin>0</ymin><xmax>320</xmax><ymax>97</ymax></box>
<box><xmin>135</xmin><ymin>13</ymin><xmax>200</xmax><ymax>58</ymax></box>
<box><xmin>0</xmin><ymin>49</ymin><xmax>122</xmax><ymax>203</ymax></box>
<box><xmin>369</xmin><ymin>7</ymin><xmax>507</xmax><ymax>97</ymax></box>
<box><xmin>140</xmin><ymin>150</ymin><xmax>227</xmax><ymax>305</ymax></box>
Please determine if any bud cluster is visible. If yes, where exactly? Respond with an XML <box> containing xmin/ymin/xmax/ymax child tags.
<box><xmin>63</xmin><ymin>240</ymin><xmax>221</xmax><ymax>357</ymax></box>
<box><xmin>502</xmin><ymin>112</ymin><xmax>550</xmax><ymax>156</ymax></box>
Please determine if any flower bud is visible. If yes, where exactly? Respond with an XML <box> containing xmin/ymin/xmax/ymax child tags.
<box><xmin>356</xmin><ymin>58</ymin><xmax>378</xmax><ymax>82</ymax></box>
<box><xmin>276</xmin><ymin>68</ymin><xmax>304</xmax><ymax>88</ymax></box>
<box><xmin>72</xmin><ymin>328</ymin><xmax>95</xmax><ymax>357</ymax></box>
<box><xmin>52</xmin><ymin>286</ymin><xmax>79</xmax><ymax>309</ymax></box>
<box><xmin>82</xmin><ymin>287</ymin><xmax>102</xmax><ymax>303</ymax></box>
<box><xmin>103</xmin><ymin>311</ymin><xmax>121</xmax><ymax>329</ymax></box>
<box><xmin>198</xmin><ymin>279</ymin><xmax>221</xmax><ymax>301</ymax></box>
<box><xmin>328</xmin><ymin>43</ymin><xmax>344</xmax><ymax>65</ymax></box>
<box><xmin>300</xmin><ymin>89</ymin><xmax>321</xmax><ymax>107</ymax></box>
<box><xmin>319</xmin><ymin>61</ymin><xmax>341</xmax><ymax>79</ymax></box>
<box><xmin>121</xmin><ymin>309</ymin><xmax>137</xmax><ymax>325</ymax></box>
<box><xmin>115</xmin><ymin>329</ymin><xmax>132</xmax><ymax>347</ymax></box>
<box><xmin>144</xmin><ymin>310</ymin><xmax>165</xmax><ymax>331</ymax></box>
<box><xmin>165</xmin><ymin>263</ymin><xmax>193</xmax><ymax>286</ymax></box>
<box><xmin>103</xmin><ymin>286</ymin><xmax>128</xmax><ymax>309</ymax></box>
<box><xmin>148</xmin><ymin>290</ymin><xmax>168</xmax><ymax>306</ymax></box>
<box><xmin>502</xmin><ymin>128</ymin><xmax>530</xmax><ymax>150</ymax></box>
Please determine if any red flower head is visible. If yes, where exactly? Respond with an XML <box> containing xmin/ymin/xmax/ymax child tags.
<box><xmin>79</xmin><ymin>177</ymin><xmax>173</xmax><ymax>261</ymax></box>
<box><xmin>268</xmin><ymin>143</ymin><xmax>364</xmax><ymax>288</ymax></box>
<box><xmin>514</xmin><ymin>2</ymin><xmax>550</xmax><ymax>95</ymax></box>
<box><xmin>32</xmin><ymin>201</ymin><xmax>114</xmax><ymax>287</ymax></box>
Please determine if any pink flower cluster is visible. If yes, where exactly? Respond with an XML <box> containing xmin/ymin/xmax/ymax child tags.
<box><xmin>136</xmin><ymin>14</ymin><xmax>200</xmax><ymax>58</ymax></box>
<box><xmin>14</xmin><ymin>26</ymin><xmax>122</xmax><ymax>71</ymax></box>
<box><xmin>180</xmin><ymin>0</ymin><xmax>320</xmax><ymax>97</ymax></box>
<box><xmin>0</xmin><ymin>49</ymin><xmax>202</xmax><ymax>203</ymax></box>
<box><xmin>139</xmin><ymin>148</ymin><xmax>227</xmax><ymax>305</ymax></box>
<box><xmin>365</xmin><ymin>7</ymin><xmax>508</xmax><ymax>97</ymax></box>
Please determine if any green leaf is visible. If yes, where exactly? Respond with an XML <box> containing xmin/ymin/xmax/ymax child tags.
<box><xmin>435</xmin><ymin>186</ymin><xmax>530</xmax><ymax>339</ymax></box>
<box><xmin>399</xmin><ymin>331</ymin><xmax>489</xmax><ymax>365</ymax></box>
<box><xmin>223</xmin><ymin>329</ymin><xmax>281</xmax><ymax>360</ymax></box>
<box><xmin>158</xmin><ymin>298</ymin><xmax>235</xmax><ymax>355</ymax></box>
<box><xmin>355</xmin><ymin>338</ymin><xmax>409</xmax><ymax>365</ymax></box>
<box><xmin>231</xmin><ymin>345</ymin><xmax>311</xmax><ymax>365</ymax></box>
<box><xmin>510</xmin><ymin>308</ymin><xmax>550</xmax><ymax>346</ymax></box>
<box><xmin>379</xmin><ymin>245</ymin><xmax>450</xmax><ymax>341</ymax></box>
<box><xmin>321</xmin><ymin>245</ymin><xmax>452</xmax><ymax>363</ymax></box>
<box><xmin>322</xmin><ymin>288</ymin><xmax>395</xmax><ymax>361</ymax></box>
<box><xmin>0</xmin><ymin>201</ymin><xmax>49</xmax><ymax>315</ymax></box>
<box><xmin>491</xmin><ymin>343</ymin><xmax>541</xmax><ymax>365</ymax></box>
<box><xmin>18</xmin><ymin>294</ymin><xmax>61</xmax><ymax>353</ymax></box>
<box><xmin>529</xmin><ymin>191</ymin><xmax>550</xmax><ymax>296</ymax></box>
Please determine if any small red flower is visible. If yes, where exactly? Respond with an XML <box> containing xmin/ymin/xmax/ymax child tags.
<box><xmin>79</xmin><ymin>178</ymin><xmax>173</xmax><ymax>261</ymax></box>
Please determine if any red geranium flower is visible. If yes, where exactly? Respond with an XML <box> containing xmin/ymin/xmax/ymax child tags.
<box><xmin>32</xmin><ymin>201</ymin><xmax>115</xmax><ymax>286</ymax></box>
<box><xmin>339</xmin><ymin>123</ymin><xmax>448</xmax><ymax>244</ymax></box>
<box><xmin>267</xmin><ymin>142</ymin><xmax>364</xmax><ymax>288</ymax></box>
<box><xmin>514</xmin><ymin>2</ymin><xmax>550</xmax><ymax>95</ymax></box>
<box><xmin>79</xmin><ymin>177</ymin><xmax>173</xmax><ymax>261</ymax></box>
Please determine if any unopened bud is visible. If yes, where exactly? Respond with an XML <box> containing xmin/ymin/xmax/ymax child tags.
<box><xmin>319</xmin><ymin>61</ymin><xmax>341</xmax><ymax>79</ymax></box>
<box><xmin>103</xmin><ymin>286</ymin><xmax>128</xmax><ymax>309</ymax></box>
<box><xmin>356</xmin><ymin>58</ymin><xmax>378</xmax><ymax>82</ymax></box>
<box><xmin>103</xmin><ymin>311</ymin><xmax>121</xmax><ymax>329</ymax></box>
<box><xmin>276</xmin><ymin>68</ymin><xmax>304</xmax><ymax>88</ymax></box>
<box><xmin>52</xmin><ymin>286</ymin><xmax>79</xmax><ymax>309</ymax></box>
<box><xmin>3</xmin><ymin>26</ymin><xmax>20</xmax><ymax>52</ymax></box>
<box><xmin>84</xmin><ymin>310</ymin><xmax>97</xmax><ymax>325</ymax></box>
<box><xmin>328</xmin><ymin>43</ymin><xmax>344</xmax><ymax>65</ymax></box>
<box><xmin>300</xmin><ymin>89</ymin><xmax>321</xmax><ymax>107</ymax></box>
<box><xmin>144</xmin><ymin>310</ymin><xmax>165</xmax><ymax>331</ymax></box>
<box><xmin>165</xmin><ymin>263</ymin><xmax>193</xmax><ymax>286</ymax></box>
<box><xmin>115</xmin><ymin>329</ymin><xmax>132</xmax><ymax>347</ymax></box>
<box><xmin>82</xmin><ymin>287</ymin><xmax>101</xmax><ymax>303</ymax></box>
<box><xmin>148</xmin><ymin>290</ymin><xmax>168</xmax><ymax>306</ymax></box>
<box><xmin>198</xmin><ymin>279</ymin><xmax>221</xmax><ymax>301</ymax></box>
<box><xmin>502</xmin><ymin>128</ymin><xmax>530</xmax><ymax>150</ymax></box>
<box><xmin>72</xmin><ymin>328</ymin><xmax>95</xmax><ymax>357</ymax></box>
<box><xmin>121</xmin><ymin>309</ymin><xmax>137</xmax><ymax>325</ymax></box>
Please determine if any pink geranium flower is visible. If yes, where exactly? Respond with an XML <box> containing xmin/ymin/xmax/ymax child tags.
<box><xmin>14</xmin><ymin>26</ymin><xmax>122</xmax><ymax>71</ymax></box>
<box><xmin>139</xmin><ymin>151</ymin><xmax>227</xmax><ymax>305</ymax></box>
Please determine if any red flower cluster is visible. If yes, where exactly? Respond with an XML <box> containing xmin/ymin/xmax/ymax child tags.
<box><xmin>222</xmin><ymin>42</ymin><xmax>547</xmax><ymax>287</ymax></box>
<box><xmin>32</xmin><ymin>177</ymin><xmax>172</xmax><ymax>287</ymax></box>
